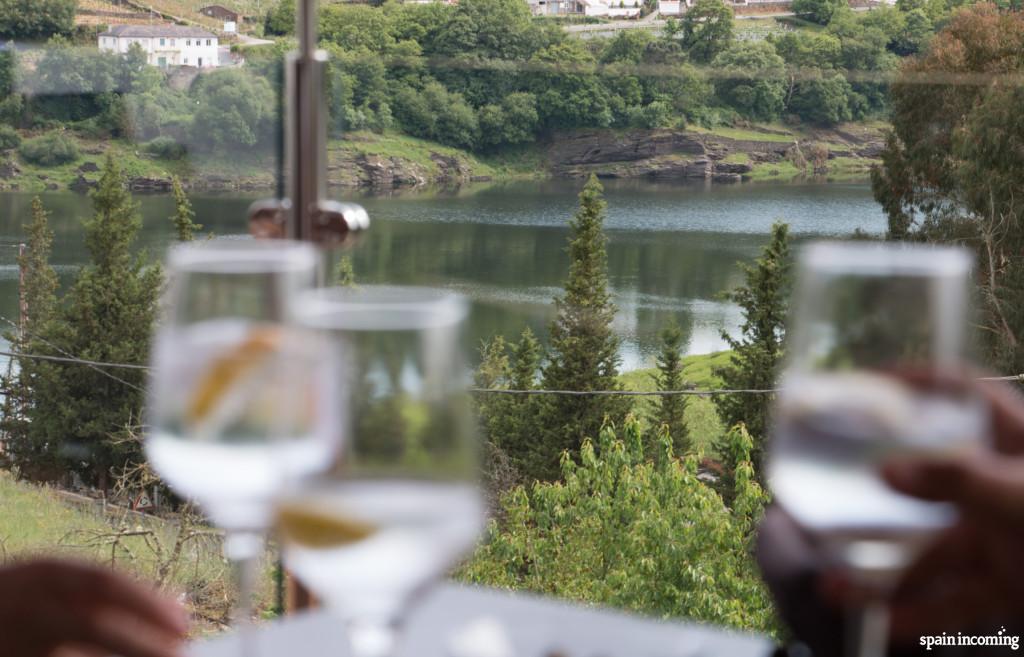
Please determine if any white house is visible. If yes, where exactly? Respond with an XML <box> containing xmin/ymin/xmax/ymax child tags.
<box><xmin>98</xmin><ymin>25</ymin><xmax>219</xmax><ymax>69</ymax></box>
<box><xmin>585</xmin><ymin>0</ymin><xmax>642</xmax><ymax>16</ymax></box>
<box><xmin>658</xmin><ymin>0</ymin><xmax>687</xmax><ymax>14</ymax></box>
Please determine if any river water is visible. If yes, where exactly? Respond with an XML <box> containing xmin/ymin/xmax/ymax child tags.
<box><xmin>0</xmin><ymin>179</ymin><xmax>885</xmax><ymax>370</ymax></box>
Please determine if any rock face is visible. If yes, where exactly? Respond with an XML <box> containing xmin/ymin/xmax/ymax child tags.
<box><xmin>547</xmin><ymin>129</ymin><xmax>778</xmax><ymax>182</ymax></box>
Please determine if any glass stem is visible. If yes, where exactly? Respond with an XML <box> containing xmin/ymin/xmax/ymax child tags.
<box><xmin>224</xmin><ymin>532</ymin><xmax>264</xmax><ymax>657</ymax></box>
<box><xmin>848</xmin><ymin>601</ymin><xmax>889</xmax><ymax>657</ymax></box>
<box><xmin>347</xmin><ymin>618</ymin><xmax>399</xmax><ymax>657</ymax></box>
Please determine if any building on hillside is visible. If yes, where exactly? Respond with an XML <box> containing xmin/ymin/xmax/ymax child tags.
<box><xmin>198</xmin><ymin>4</ymin><xmax>241</xmax><ymax>22</ymax></box>
<box><xmin>98</xmin><ymin>24</ymin><xmax>219</xmax><ymax>68</ymax></box>
<box><xmin>527</xmin><ymin>0</ymin><xmax>640</xmax><ymax>16</ymax></box>
<box><xmin>657</xmin><ymin>0</ymin><xmax>688</xmax><ymax>14</ymax></box>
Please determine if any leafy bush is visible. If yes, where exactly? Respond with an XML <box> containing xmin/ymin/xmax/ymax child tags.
<box><xmin>461</xmin><ymin>417</ymin><xmax>777</xmax><ymax>634</ymax></box>
<box><xmin>18</xmin><ymin>132</ymin><xmax>79</xmax><ymax>166</ymax></box>
<box><xmin>144</xmin><ymin>136</ymin><xmax>187</xmax><ymax>160</ymax></box>
<box><xmin>0</xmin><ymin>125</ymin><xmax>20</xmax><ymax>150</ymax></box>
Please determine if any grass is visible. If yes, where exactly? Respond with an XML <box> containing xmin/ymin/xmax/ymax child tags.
<box><xmin>337</xmin><ymin>131</ymin><xmax>509</xmax><ymax>180</ymax></box>
<box><xmin>0</xmin><ymin>472</ymin><xmax>276</xmax><ymax>637</ymax></box>
<box><xmin>825</xmin><ymin>156</ymin><xmax>876</xmax><ymax>181</ymax></box>
<box><xmin>746</xmin><ymin>159</ymin><xmax>803</xmax><ymax>181</ymax></box>
<box><xmin>721</xmin><ymin>152</ymin><xmax>751</xmax><ymax>165</ymax></box>
<box><xmin>690</xmin><ymin>124</ymin><xmax>796</xmax><ymax>143</ymax></box>
<box><xmin>618</xmin><ymin>351</ymin><xmax>733</xmax><ymax>458</ymax></box>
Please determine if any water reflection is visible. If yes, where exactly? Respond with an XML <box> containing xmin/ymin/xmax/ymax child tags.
<box><xmin>0</xmin><ymin>180</ymin><xmax>886</xmax><ymax>370</ymax></box>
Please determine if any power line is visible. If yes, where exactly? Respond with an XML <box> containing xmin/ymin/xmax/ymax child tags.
<box><xmin>469</xmin><ymin>387</ymin><xmax>780</xmax><ymax>396</ymax></box>
<box><xmin>0</xmin><ymin>350</ymin><xmax>150</xmax><ymax>371</ymax></box>
<box><xmin>0</xmin><ymin>314</ymin><xmax>147</xmax><ymax>393</ymax></box>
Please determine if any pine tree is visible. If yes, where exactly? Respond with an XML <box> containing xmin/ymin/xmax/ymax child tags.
<box><xmin>475</xmin><ymin>327</ymin><xmax>542</xmax><ymax>476</ymax></box>
<box><xmin>652</xmin><ymin>320</ymin><xmax>689</xmax><ymax>454</ymax></box>
<box><xmin>335</xmin><ymin>255</ymin><xmax>356</xmax><ymax>287</ymax></box>
<box><xmin>713</xmin><ymin>221</ymin><xmax>791</xmax><ymax>476</ymax></box>
<box><xmin>170</xmin><ymin>176</ymin><xmax>201</xmax><ymax>241</ymax></box>
<box><xmin>0</xmin><ymin>197</ymin><xmax>62</xmax><ymax>478</ymax></box>
<box><xmin>29</xmin><ymin>155</ymin><xmax>162</xmax><ymax>489</ymax></box>
<box><xmin>533</xmin><ymin>175</ymin><xmax>629</xmax><ymax>480</ymax></box>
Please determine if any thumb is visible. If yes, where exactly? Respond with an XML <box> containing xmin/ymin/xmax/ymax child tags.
<box><xmin>882</xmin><ymin>454</ymin><xmax>1024</xmax><ymax>524</ymax></box>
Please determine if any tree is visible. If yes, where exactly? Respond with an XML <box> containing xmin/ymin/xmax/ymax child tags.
<box><xmin>264</xmin><ymin>0</ymin><xmax>294</xmax><ymax>36</ymax></box>
<box><xmin>475</xmin><ymin>327</ymin><xmax>543</xmax><ymax>477</ymax></box>
<box><xmin>30</xmin><ymin>155</ymin><xmax>161</xmax><ymax>489</ymax></box>
<box><xmin>190</xmin><ymin>70</ymin><xmax>275</xmax><ymax>151</ymax></box>
<box><xmin>334</xmin><ymin>256</ymin><xmax>356</xmax><ymax>287</ymax></box>
<box><xmin>791</xmin><ymin>0</ymin><xmax>845</xmax><ymax>25</ymax></box>
<box><xmin>651</xmin><ymin>321</ymin><xmax>689</xmax><ymax>453</ymax></box>
<box><xmin>0</xmin><ymin>43</ymin><xmax>23</xmax><ymax>126</ymax></box>
<box><xmin>170</xmin><ymin>177</ymin><xmax>201</xmax><ymax>242</ymax></box>
<box><xmin>680</xmin><ymin>0</ymin><xmax>734</xmax><ymax>63</ymax></box>
<box><xmin>0</xmin><ymin>0</ymin><xmax>75</xmax><ymax>40</ymax></box>
<box><xmin>787</xmin><ymin>73</ymin><xmax>855</xmax><ymax>125</ymax></box>
<box><xmin>871</xmin><ymin>4</ymin><xmax>1024</xmax><ymax>373</ymax></box>
<box><xmin>533</xmin><ymin>176</ymin><xmax>629</xmax><ymax>480</ymax></box>
<box><xmin>0</xmin><ymin>197</ymin><xmax>62</xmax><ymax>479</ymax></box>
<box><xmin>712</xmin><ymin>42</ymin><xmax>787</xmax><ymax>121</ymax></box>
<box><xmin>460</xmin><ymin>416</ymin><xmax>775</xmax><ymax>634</ymax></box>
<box><xmin>713</xmin><ymin>221</ymin><xmax>791</xmax><ymax>476</ymax></box>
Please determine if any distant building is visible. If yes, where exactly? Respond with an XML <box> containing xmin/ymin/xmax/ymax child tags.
<box><xmin>527</xmin><ymin>0</ymin><xmax>639</xmax><ymax>16</ymax></box>
<box><xmin>657</xmin><ymin>0</ymin><xmax>688</xmax><ymax>14</ymax></box>
<box><xmin>98</xmin><ymin>24</ymin><xmax>219</xmax><ymax>68</ymax></box>
<box><xmin>199</xmin><ymin>4</ymin><xmax>241</xmax><ymax>23</ymax></box>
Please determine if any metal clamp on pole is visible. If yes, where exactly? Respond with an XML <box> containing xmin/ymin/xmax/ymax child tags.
<box><xmin>247</xmin><ymin>0</ymin><xmax>368</xmax><ymax>245</ymax></box>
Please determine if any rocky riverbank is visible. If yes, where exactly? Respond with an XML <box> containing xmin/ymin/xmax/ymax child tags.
<box><xmin>0</xmin><ymin>123</ymin><xmax>886</xmax><ymax>193</ymax></box>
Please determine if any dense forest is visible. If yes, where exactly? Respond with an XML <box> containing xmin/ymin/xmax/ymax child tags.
<box><xmin>0</xmin><ymin>0</ymin><xmax>981</xmax><ymax>162</ymax></box>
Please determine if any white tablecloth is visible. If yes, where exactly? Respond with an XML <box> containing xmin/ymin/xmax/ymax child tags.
<box><xmin>188</xmin><ymin>584</ymin><xmax>772</xmax><ymax>657</ymax></box>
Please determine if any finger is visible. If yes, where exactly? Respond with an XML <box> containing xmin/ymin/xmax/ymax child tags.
<box><xmin>882</xmin><ymin>455</ymin><xmax>1024</xmax><ymax>523</ymax></box>
<box><xmin>63</xmin><ymin>565</ymin><xmax>189</xmax><ymax>637</ymax></box>
<box><xmin>889</xmin><ymin>577</ymin><xmax>998</xmax><ymax>640</ymax></box>
<box><xmin>67</xmin><ymin>607</ymin><xmax>184</xmax><ymax>657</ymax></box>
<box><xmin>895</xmin><ymin>524</ymin><xmax>979</xmax><ymax>594</ymax></box>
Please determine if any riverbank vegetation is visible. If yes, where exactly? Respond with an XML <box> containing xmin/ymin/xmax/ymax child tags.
<box><xmin>0</xmin><ymin>0</ymin><xmax>964</xmax><ymax>190</ymax></box>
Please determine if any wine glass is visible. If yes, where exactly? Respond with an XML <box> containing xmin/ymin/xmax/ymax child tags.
<box><xmin>768</xmin><ymin>242</ymin><xmax>989</xmax><ymax>657</ymax></box>
<box><xmin>276</xmin><ymin>285</ymin><xmax>483</xmax><ymax>657</ymax></box>
<box><xmin>145</xmin><ymin>238</ymin><xmax>341</xmax><ymax>637</ymax></box>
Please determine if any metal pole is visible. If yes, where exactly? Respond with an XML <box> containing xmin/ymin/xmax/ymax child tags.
<box><xmin>247</xmin><ymin>0</ymin><xmax>369</xmax><ymax>245</ymax></box>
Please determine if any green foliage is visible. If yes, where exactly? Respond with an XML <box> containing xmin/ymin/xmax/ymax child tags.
<box><xmin>0</xmin><ymin>124</ymin><xmax>19</xmax><ymax>149</ymax></box>
<box><xmin>714</xmin><ymin>221</ymin><xmax>791</xmax><ymax>475</ymax></box>
<box><xmin>0</xmin><ymin>0</ymin><xmax>75</xmax><ymax>40</ymax></box>
<box><xmin>190</xmin><ymin>69</ymin><xmax>275</xmax><ymax>151</ymax></box>
<box><xmin>872</xmin><ymin>3</ymin><xmax>1024</xmax><ymax>373</ymax></box>
<box><xmin>651</xmin><ymin>321</ymin><xmax>689</xmax><ymax>454</ymax></box>
<box><xmin>712</xmin><ymin>42</ymin><xmax>786</xmax><ymax>122</ymax></box>
<box><xmin>170</xmin><ymin>177</ymin><xmax>201</xmax><ymax>241</ymax></box>
<box><xmin>27</xmin><ymin>155</ymin><xmax>161</xmax><ymax>488</ymax></box>
<box><xmin>18</xmin><ymin>131</ymin><xmax>78</xmax><ymax>166</ymax></box>
<box><xmin>460</xmin><ymin>416</ymin><xmax>776</xmax><ymax>634</ymax></box>
<box><xmin>788</xmin><ymin>73</ymin><xmax>856</xmax><ymax>125</ymax></box>
<box><xmin>264</xmin><ymin>0</ymin><xmax>294</xmax><ymax>36</ymax></box>
<box><xmin>334</xmin><ymin>256</ymin><xmax>356</xmax><ymax>287</ymax></box>
<box><xmin>534</xmin><ymin>176</ymin><xmax>629</xmax><ymax>480</ymax></box>
<box><xmin>475</xmin><ymin>328</ymin><xmax>542</xmax><ymax>476</ymax></box>
<box><xmin>0</xmin><ymin>197</ymin><xmax>62</xmax><ymax>479</ymax></box>
<box><xmin>681</xmin><ymin>0</ymin><xmax>735</xmax><ymax>63</ymax></box>
<box><xmin>144</xmin><ymin>136</ymin><xmax>186</xmax><ymax>160</ymax></box>
<box><xmin>792</xmin><ymin>0</ymin><xmax>845</xmax><ymax>25</ymax></box>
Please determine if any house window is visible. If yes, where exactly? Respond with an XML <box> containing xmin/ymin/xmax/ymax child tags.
<box><xmin>206</xmin><ymin>39</ymin><xmax>211</xmax><ymax>46</ymax></box>
<box><xmin>160</xmin><ymin>38</ymin><xmax>165</xmax><ymax>45</ymax></box>
<box><xmin>186</xmin><ymin>39</ymin><xmax>191</xmax><ymax>46</ymax></box>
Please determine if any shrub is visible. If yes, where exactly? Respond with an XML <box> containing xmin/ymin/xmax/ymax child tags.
<box><xmin>18</xmin><ymin>132</ymin><xmax>79</xmax><ymax>166</ymax></box>
<box><xmin>0</xmin><ymin>125</ymin><xmax>20</xmax><ymax>150</ymax></box>
<box><xmin>144</xmin><ymin>136</ymin><xmax>187</xmax><ymax>160</ymax></box>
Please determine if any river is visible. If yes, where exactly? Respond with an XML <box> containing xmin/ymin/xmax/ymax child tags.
<box><xmin>0</xmin><ymin>179</ymin><xmax>886</xmax><ymax>370</ymax></box>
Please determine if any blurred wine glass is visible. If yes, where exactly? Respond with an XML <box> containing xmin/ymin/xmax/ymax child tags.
<box><xmin>146</xmin><ymin>238</ymin><xmax>340</xmax><ymax>639</ymax></box>
<box><xmin>277</xmin><ymin>285</ymin><xmax>483</xmax><ymax>657</ymax></box>
<box><xmin>769</xmin><ymin>242</ymin><xmax>988</xmax><ymax>657</ymax></box>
